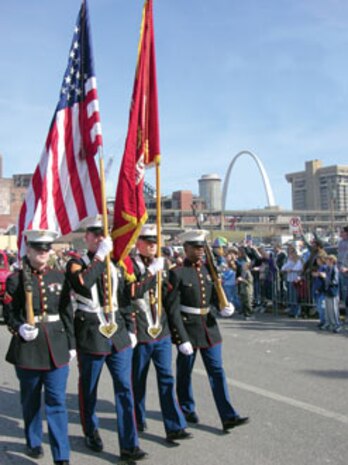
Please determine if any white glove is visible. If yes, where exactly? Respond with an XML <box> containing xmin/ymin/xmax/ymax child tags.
<box><xmin>148</xmin><ymin>257</ymin><xmax>165</xmax><ymax>275</ymax></box>
<box><xmin>69</xmin><ymin>349</ymin><xmax>77</xmax><ymax>363</ymax></box>
<box><xmin>178</xmin><ymin>341</ymin><xmax>194</xmax><ymax>356</ymax></box>
<box><xmin>220</xmin><ymin>303</ymin><xmax>235</xmax><ymax>317</ymax></box>
<box><xmin>128</xmin><ymin>332</ymin><xmax>137</xmax><ymax>349</ymax></box>
<box><xmin>19</xmin><ymin>323</ymin><xmax>39</xmax><ymax>342</ymax></box>
<box><xmin>95</xmin><ymin>236</ymin><xmax>113</xmax><ymax>261</ymax></box>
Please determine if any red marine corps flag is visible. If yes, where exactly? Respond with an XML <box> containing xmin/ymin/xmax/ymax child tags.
<box><xmin>112</xmin><ymin>0</ymin><xmax>160</xmax><ymax>278</ymax></box>
<box><xmin>17</xmin><ymin>0</ymin><xmax>102</xmax><ymax>257</ymax></box>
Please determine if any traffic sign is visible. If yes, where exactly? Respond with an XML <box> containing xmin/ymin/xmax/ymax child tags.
<box><xmin>289</xmin><ymin>216</ymin><xmax>301</xmax><ymax>233</ymax></box>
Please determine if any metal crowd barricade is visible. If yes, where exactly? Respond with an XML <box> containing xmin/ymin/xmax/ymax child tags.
<box><xmin>254</xmin><ymin>268</ymin><xmax>346</xmax><ymax>320</ymax></box>
<box><xmin>265</xmin><ymin>269</ymin><xmax>317</xmax><ymax>316</ymax></box>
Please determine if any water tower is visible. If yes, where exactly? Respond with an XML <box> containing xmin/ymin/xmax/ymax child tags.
<box><xmin>198</xmin><ymin>174</ymin><xmax>222</xmax><ymax>210</ymax></box>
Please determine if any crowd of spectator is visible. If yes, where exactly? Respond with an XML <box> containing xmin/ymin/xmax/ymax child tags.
<box><xmin>200</xmin><ymin>227</ymin><xmax>347</xmax><ymax>334</ymax></box>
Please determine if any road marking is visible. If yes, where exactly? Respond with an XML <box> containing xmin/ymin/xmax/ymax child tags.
<box><xmin>195</xmin><ymin>368</ymin><xmax>348</xmax><ymax>425</ymax></box>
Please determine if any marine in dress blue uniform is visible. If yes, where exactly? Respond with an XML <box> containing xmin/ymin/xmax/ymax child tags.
<box><xmin>165</xmin><ymin>230</ymin><xmax>249</xmax><ymax>432</ymax></box>
<box><xmin>4</xmin><ymin>229</ymin><xmax>75</xmax><ymax>465</ymax></box>
<box><xmin>66</xmin><ymin>216</ymin><xmax>147</xmax><ymax>462</ymax></box>
<box><xmin>128</xmin><ymin>224</ymin><xmax>191</xmax><ymax>443</ymax></box>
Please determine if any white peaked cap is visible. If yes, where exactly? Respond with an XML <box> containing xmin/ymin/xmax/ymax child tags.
<box><xmin>139</xmin><ymin>224</ymin><xmax>158</xmax><ymax>237</ymax></box>
<box><xmin>80</xmin><ymin>214</ymin><xmax>103</xmax><ymax>230</ymax></box>
<box><xmin>178</xmin><ymin>229</ymin><xmax>209</xmax><ymax>245</ymax></box>
<box><xmin>24</xmin><ymin>229</ymin><xmax>59</xmax><ymax>243</ymax></box>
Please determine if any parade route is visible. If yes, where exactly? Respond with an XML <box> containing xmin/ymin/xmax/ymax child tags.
<box><xmin>1</xmin><ymin>313</ymin><xmax>347</xmax><ymax>465</ymax></box>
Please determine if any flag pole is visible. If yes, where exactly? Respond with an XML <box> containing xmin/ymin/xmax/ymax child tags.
<box><xmin>145</xmin><ymin>0</ymin><xmax>162</xmax><ymax>320</ymax></box>
<box><xmin>98</xmin><ymin>147</ymin><xmax>118</xmax><ymax>336</ymax></box>
<box><xmin>81</xmin><ymin>0</ymin><xmax>115</xmax><ymax>337</ymax></box>
<box><xmin>155</xmin><ymin>160</ymin><xmax>162</xmax><ymax>319</ymax></box>
<box><xmin>80</xmin><ymin>2</ymin><xmax>111</xmax><ymax>309</ymax></box>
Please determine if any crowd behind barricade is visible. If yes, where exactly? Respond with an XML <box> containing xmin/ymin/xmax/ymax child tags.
<box><xmin>159</xmin><ymin>226</ymin><xmax>348</xmax><ymax>334</ymax></box>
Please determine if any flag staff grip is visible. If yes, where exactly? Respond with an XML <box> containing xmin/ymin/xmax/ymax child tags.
<box><xmin>25</xmin><ymin>290</ymin><xmax>35</xmax><ymax>326</ymax></box>
<box><xmin>22</xmin><ymin>257</ymin><xmax>35</xmax><ymax>326</ymax></box>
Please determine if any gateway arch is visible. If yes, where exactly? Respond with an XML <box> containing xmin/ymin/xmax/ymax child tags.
<box><xmin>222</xmin><ymin>150</ymin><xmax>276</xmax><ymax>210</ymax></box>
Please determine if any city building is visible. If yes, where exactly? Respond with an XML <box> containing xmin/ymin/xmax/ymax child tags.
<box><xmin>285</xmin><ymin>160</ymin><xmax>348</xmax><ymax>211</ymax></box>
<box><xmin>144</xmin><ymin>189</ymin><xmax>205</xmax><ymax>227</ymax></box>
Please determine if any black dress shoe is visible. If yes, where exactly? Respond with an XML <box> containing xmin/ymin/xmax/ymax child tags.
<box><xmin>184</xmin><ymin>412</ymin><xmax>199</xmax><ymax>424</ymax></box>
<box><xmin>120</xmin><ymin>446</ymin><xmax>148</xmax><ymax>461</ymax></box>
<box><xmin>166</xmin><ymin>429</ymin><xmax>193</xmax><ymax>442</ymax></box>
<box><xmin>137</xmin><ymin>421</ymin><xmax>148</xmax><ymax>432</ymax></box>
<box><xmin>26</xmin><ymin>445</ymin><xmax>44</xmax><ymax>459</ymax></box>
<box><xmin>85</xmin><ymin>429</ymin><xmax>103</xmax><ymax>452</ymax></box>
<box><xmin>54</xmin><ymin>461</ymin><xmax>70</xmax><ymax>465</ymax></box>
<box><xmin>223</xmin><ymin>416</ymin><xmax>249</xmax><ymax>431</ymax></box>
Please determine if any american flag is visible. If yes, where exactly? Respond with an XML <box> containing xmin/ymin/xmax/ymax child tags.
<box><xmin>17</xmin><ymin>0</ymin><xmax>102</xmax><ymax>257</ymax></box>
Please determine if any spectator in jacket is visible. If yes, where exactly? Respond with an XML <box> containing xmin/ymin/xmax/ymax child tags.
<box><xmin>282</xmin><ymin>247</ymin><xmax>303</xmax><ymax>318</ymax></box>
<box><xmin>323</xmin><ymin>255</ymin><xmax>341</xmax><ymax>333</ymax></box>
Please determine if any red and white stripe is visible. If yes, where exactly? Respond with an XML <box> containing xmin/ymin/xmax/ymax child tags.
<box><xmin>18</xmin><ymin>76</ymin><xmax>102</xmax><ymax>257</ymax></box>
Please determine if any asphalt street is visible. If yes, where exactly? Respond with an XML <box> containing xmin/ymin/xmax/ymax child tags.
<box><xmin>0</xmin><ymin>313</ymin><xmax>347</xmax><ymax>465</ymax></box>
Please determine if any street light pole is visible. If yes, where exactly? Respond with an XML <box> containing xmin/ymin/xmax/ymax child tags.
<box><xmin>330</xmin><ymin>186</ymin><xmax>337</xmax><ymax>244</ymax></box>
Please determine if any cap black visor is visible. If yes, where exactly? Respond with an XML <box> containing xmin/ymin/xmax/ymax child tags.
<box><xmin>185</xmin><ymin>241</ymin><xmax>205</xmax><ymax>247</ymax></box>
<box><xmin>28</xmin><ymin>242</ymin><xmax>52</xmax><ymax>251</ymax></box>
<box><xmin>139</xmin><ymin>236</ymin><xmax>157</xmax><ymax>243</ymax></box>
<box><xmin>87</xmin><ymin>227</ymin><xmax>103</xmax><ymax>235</ymax></box>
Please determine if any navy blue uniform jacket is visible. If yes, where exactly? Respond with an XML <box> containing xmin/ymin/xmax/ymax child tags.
<box><xmin>4</xmin><ymin>266</ymin><xmax>75</xmax><ymax>370</ymax></box>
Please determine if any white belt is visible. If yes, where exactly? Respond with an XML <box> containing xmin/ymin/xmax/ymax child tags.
<box><xmin>77</xmin><ymin>304</ymin><xmax>117</xmax><ymax>314</ymax></box>
<box><xmin>180</xmin><ymin>305</ymin><xmax>210</xmax><ymax>315</ymax></box>
<box><xmin>34</xmin><ymin>314</ymin><xmax>60</xmax><ymax>323</ymax></box>
<box><xmin>76</xmin><ymin>294</ymin><xmax>118</xmax><ymax>314</ymax></box>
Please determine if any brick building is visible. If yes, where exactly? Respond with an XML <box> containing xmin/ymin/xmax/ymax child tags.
<box><xmin>145</xmin><ymin>189</ymin><xmax>205</xmax><ymax>227</ymax></box>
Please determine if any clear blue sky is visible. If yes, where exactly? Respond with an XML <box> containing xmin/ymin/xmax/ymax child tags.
<box><xmin>1</xmin><ymin>0</ymin><xmax>348</xmax><ymax>210</ymax></box>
